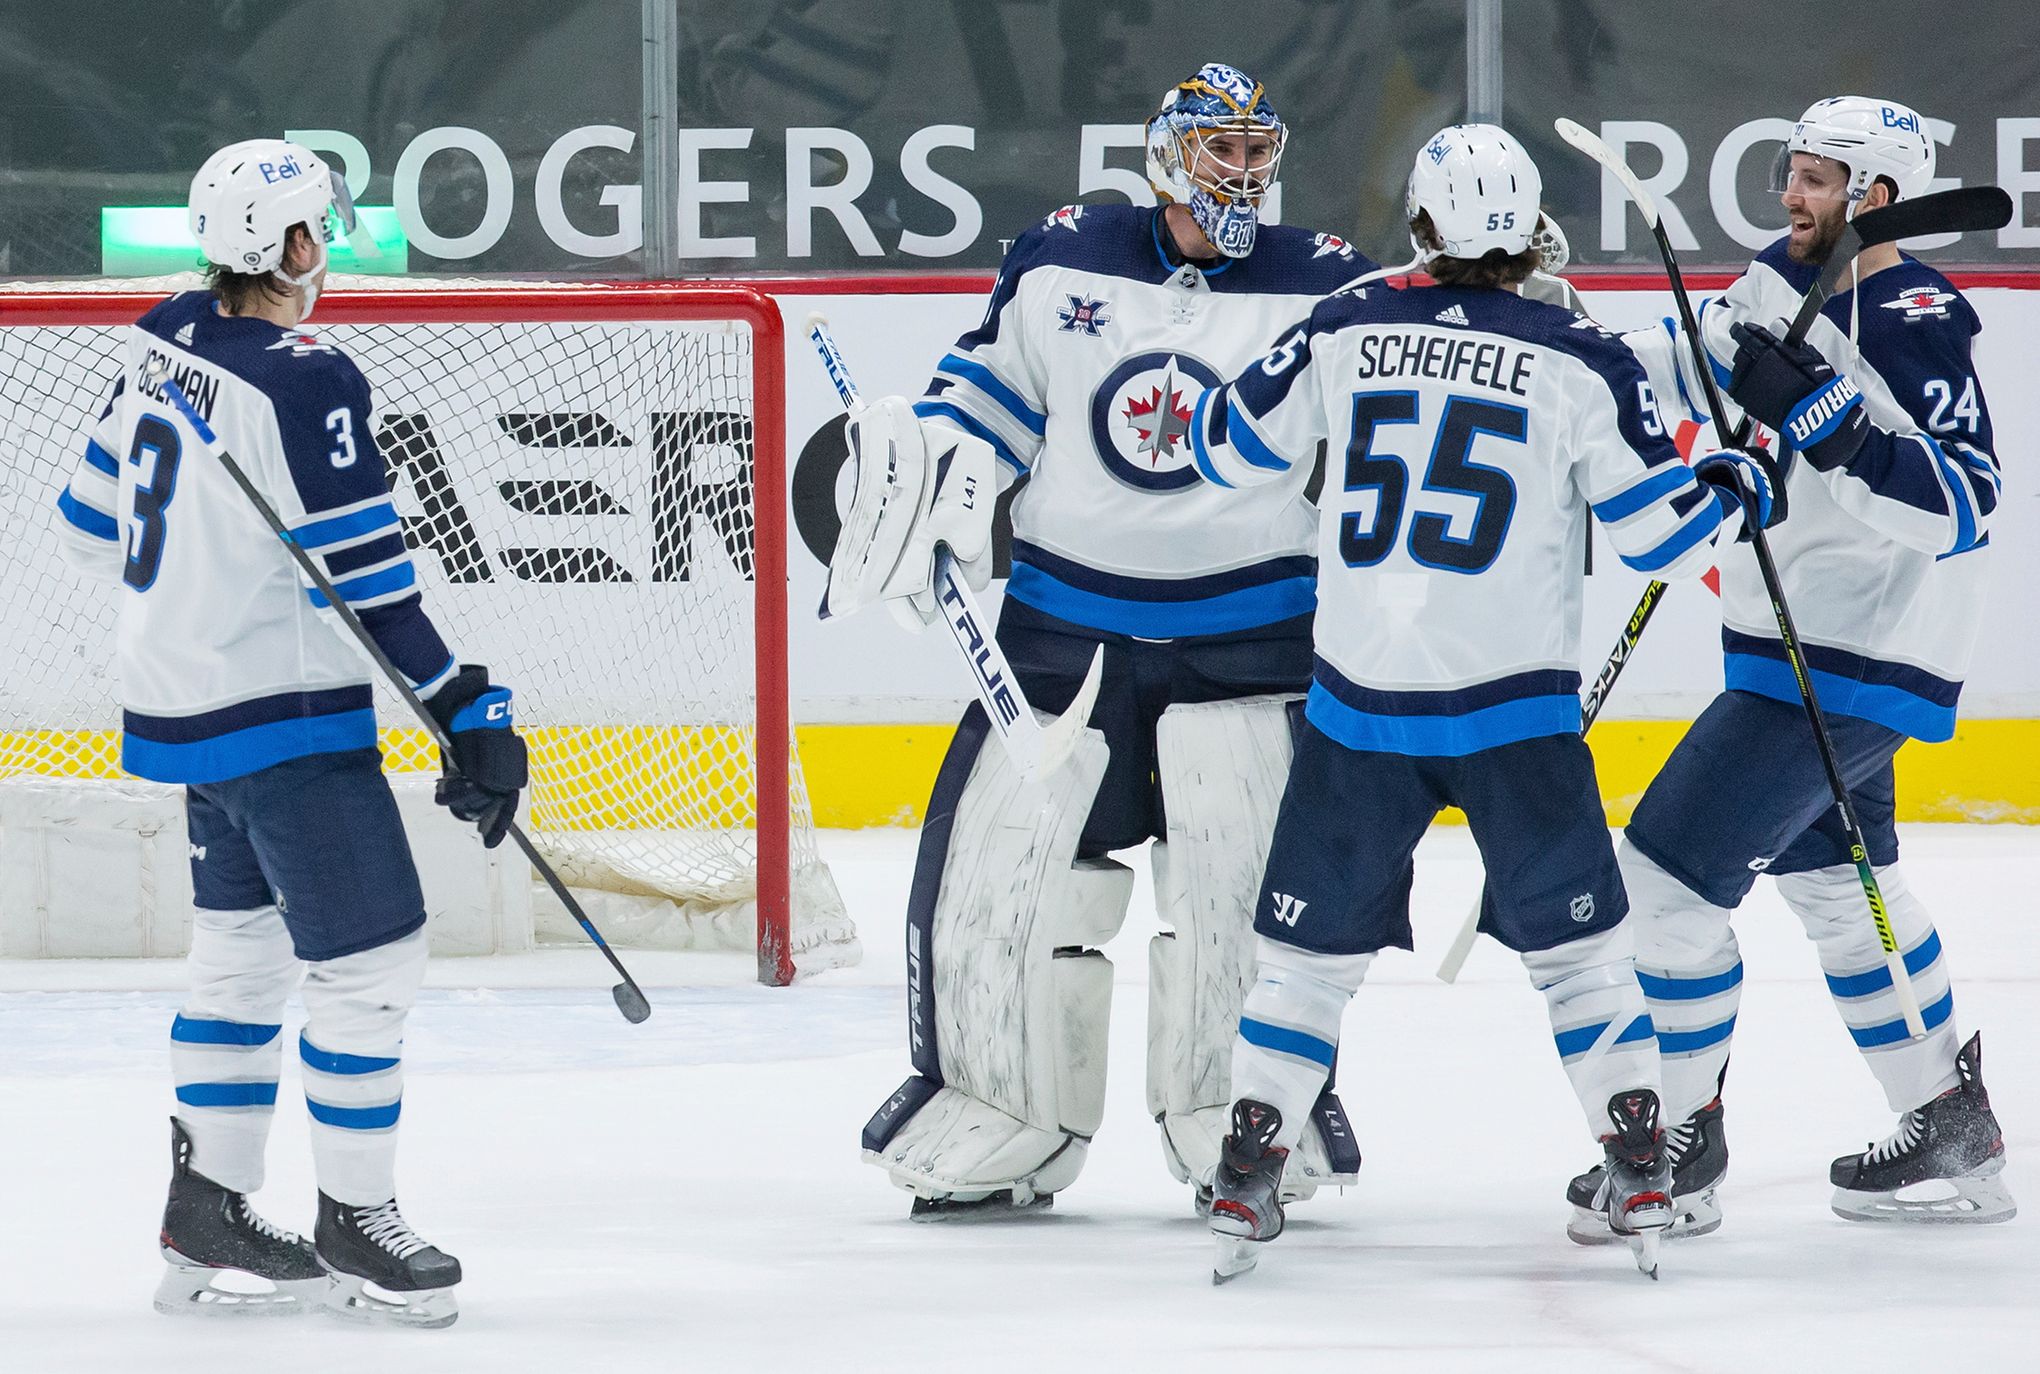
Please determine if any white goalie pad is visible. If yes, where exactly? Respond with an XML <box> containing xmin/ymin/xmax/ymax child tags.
<box><xmin>824</xmin><ymin>396</ymin><xmax>996</xmax><ymax>622</ymax></box>
<box><xmin>867</xmin><ymin>722</ymin><xmax>1130</xmax><ymax>1201</ymax></box>
<box><xmin>1145</xmin><ymin>696</ymin><xmax>1357</xmax><ymax>1198</ymax></box>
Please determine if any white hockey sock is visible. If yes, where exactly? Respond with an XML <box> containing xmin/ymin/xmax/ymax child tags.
<box><xmin>173</xmin><ymin>904</ymin><xmax>300</xmax><ymax>1193</ymax></box>
<box><xmin>1777</xmin><ymin>863</ymin><xmax>1960</xmax><ymax>1113</ymax></box>
<box><xmin>1621</xmin><ymin>841</ymin><xmax>1742</xmax><ymax>1121</ymax></box>
<box><xmin>1230</xmin><ymin>936</ymin><xmax>1370</xmax><ymax>1153</ymax></box>
<box><xmin>1524</xmin><ymin>925</ymin><xmax>1663</xmax><ymax>1140</ymax></box>
<box><xmin>301</xmin><ymin>929</ymin><xmax>426</xmax><ymax>1205</ymax></box>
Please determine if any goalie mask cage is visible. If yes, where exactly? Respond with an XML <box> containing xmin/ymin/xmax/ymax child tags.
<box><xmin>0</xmin><ymin>280</ymin><xmax>856</xmax><ymax>985</ymax></box>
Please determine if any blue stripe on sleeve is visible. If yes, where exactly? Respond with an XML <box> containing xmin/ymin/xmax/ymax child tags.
<box><xmin>1926</xmin><ymin>441</ymin><xmax>1979</xmax><ymax>554</ymax></box>
<box><xmin>84</xmin><ymin>440</ymin><xmax>120</xmax><ymax>476</ymax></box>
<box><xmin>293</xmin><ymin>502</ymin><xmax>400</xmax><ymax>551</ymax></box>
<box><xmin>936</xmin><ymin>353</ymin><xmax>1047</xmax><ymax>436</ymax></box>
<box><xmin>1189</xmin><ymin>388</ymin><xmax>1232</xmax><ymax>488</ymax></box>
<box><xmin>1225</xmin><ymin>395</ymin><xmax>1292</xmax><ymax>472</ymax></box>
<box><xmin>1619</xmin><ymin>502</ymin><xmax>1718</xmax><ymax>572</ymax></box>
<box><xmin>1592</xmin><ymin>465</ymin><xmax>1696</xmax><ymax>523</ymax></box>
<box><xmin>58</xmin><ymin>488</ymin><xmax>120</xmax><ymax>540</ymax></box>
<box><xmin>306</xmin><ymin>561</ymin><xmax>417</xmax><ymax>609</ymax></box>
<box><xmin>1238</xmin><ymin>1016</ymin><xmax>1337</xmax><ymax>1068</ymax></box>
<box><xmin>913</xmin><ymin>399</ymin><xmax>1027</xmax><ymax>474</ymax></box>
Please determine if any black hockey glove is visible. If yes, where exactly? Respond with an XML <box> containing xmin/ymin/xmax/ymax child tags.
<box><xmin>1693</xmin><ymin>445</ymin><xmax>1787</xmax><ymax>539</ymax></box>
<box><xmin>424</xmin><ymin>664</ymin><xmax>528</xmax><ymax>849</ymax></box>
<box><xmin>1725</xmin><ymin>322</ymin><xmax>1870</xmax><ymax>471</ymax></box>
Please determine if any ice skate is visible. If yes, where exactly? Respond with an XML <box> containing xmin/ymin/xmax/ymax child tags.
<box><xmin>1209</xmin><ymin>1100</ymin><xmax>1287</xmax><ymax>1285</ymax></box>
<box><xmin>154</xmin><ymin>1118</ymin><xmax>328</xmax><ymax>1317</ymax></box>
<box><xmin>1568</xmin><ymin>1089</ymin><xmax>1726</xmax><ymax>1245</ymax></box>
<box><xmin>1590</xmin><ymin>1090</ymin><xmax>1673</xmax><ymax>1279</ymax></box>
<box><xmin>315</xmin><ymin>1193</ymin><xmax>462</xmax><ymax>1327</ymax></box>
<box><xmin>1831</xmin><ymin>1032</ymin><xmax>2015</xmax><ymax>1225</ymax></box>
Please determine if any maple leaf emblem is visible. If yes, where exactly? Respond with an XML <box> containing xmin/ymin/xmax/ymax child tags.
<box><xmin>1122</xmin><ymin>380</ymin><xmax>1194</xmax><ymax>461</ymax></box>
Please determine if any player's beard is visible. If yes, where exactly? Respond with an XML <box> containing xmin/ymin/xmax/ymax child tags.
<box><xmin>1786</xmin><ymin>199</ymin><xmax>1847</xmax><ymax>264</ymax></box>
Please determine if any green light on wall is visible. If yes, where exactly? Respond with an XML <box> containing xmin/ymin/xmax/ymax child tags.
<box><xmin>100</xmin><ymin>206</ymin><xmax>410</xmax><ymax>276</ymax></box>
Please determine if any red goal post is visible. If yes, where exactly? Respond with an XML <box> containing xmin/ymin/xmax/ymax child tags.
<box><xmin>0</xmin><ymin>280</ymin><xmax>852</xmax><ymax>986</ymax></box>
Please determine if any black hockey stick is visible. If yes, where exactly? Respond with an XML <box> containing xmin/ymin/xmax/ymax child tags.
<box><xmin>152</xmin><ymin>370</ymin><xmax>653</xmax><ymax>1025</ymax></box>
<box><xmin>1782</xmin><ymin>186</ymin><xmax>2013</xmax><ymax>344</ymax></box>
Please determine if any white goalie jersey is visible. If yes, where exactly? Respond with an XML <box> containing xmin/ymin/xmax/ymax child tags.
<box><xmin>50</xmin><ymin>291</ymin><xmax>457</xmax><ymax>784</ymax></box>
<box><xmin>916</xmin><ymin>203</ymin><xmax>1376</xmax><ymax>638</ymax></box>
<box><xmin>1190</xmin><ymin>282</ymin><xmax>1728</xmax><ymax>755</ymax></box>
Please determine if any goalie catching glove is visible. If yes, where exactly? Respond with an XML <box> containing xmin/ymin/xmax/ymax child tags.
<box><xmin>824</xmin><ymin>397</ymin><xmax>996</xmax><ymax>626</ymax></box>
<box><xmin>425</xmin><ymin>665</ymin><xmax>528</xmax><ymax>848</ymax></box>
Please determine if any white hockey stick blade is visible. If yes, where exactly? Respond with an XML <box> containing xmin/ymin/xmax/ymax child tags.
<box><xmin>1554</xmin><ymin>118</ymin><xmax>1663</xmax><ymax>230</ymax></box>
<box><xmin>1031</xmin><ymin>643</ymin><xmax>1105</xmax><ymax>781</ymax></box>
<box><xmin>1434</xmin><ymin>894</ymin><xmax>1482</xmax><ymax>983</ymax></box>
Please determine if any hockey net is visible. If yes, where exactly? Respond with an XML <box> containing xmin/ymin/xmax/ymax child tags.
<box><xmin>0</xmin><ymin>277</ymin><xmax>856</xmax><ymax>983</ymax></box>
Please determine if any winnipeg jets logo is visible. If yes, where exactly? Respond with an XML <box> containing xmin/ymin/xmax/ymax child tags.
<box><xmin>1881</xmin><ymin>287</ymin><xmax>1956</xmax><ymax>320</ymax></box>
<box><xmin>1044</xmin><ymin>204</ymin><xmax>1084</xmax><ymax>233</ymax></box>
<box><xmin>1435</xmin><ymin>303</ymin><xmax>1470</xmax><ymax>326</ymax></box>
<box><xmin>1313</xmin><ymin>232</ymin><xmax>1356</xmax><ymax>260</ymax></box>
<box><xmin>1270</xmin><ymin>892</ymin><xmax>1309</xmax><ymax>927</ymax></box>
<box><xmin>267</xmin><ymin>332</ymin><xmax>336</xmax><ymax>357</ymax></box>
<box><xmin>1058</xmin><ymin>294</ymin><xmax>1111</xmax><ymax>336</ymax></box>
<box><xmin>1569</xmin><ymin>893</ymin><xmax>1595</xmax><ymax>923</ymax></box>
<box><xmin>1089</xmin><ymin>350</ymin><xmax>1221</xmax><ymax>492</ymax></box>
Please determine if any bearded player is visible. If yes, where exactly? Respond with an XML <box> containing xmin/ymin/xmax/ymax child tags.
<box><xmin>834</xmin><ymin>63</ymin><xmax>1376</xmax><ymax>1217</ymax></box>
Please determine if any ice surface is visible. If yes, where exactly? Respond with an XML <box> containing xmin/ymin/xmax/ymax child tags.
<box><xmin>2</xmin><ymin>825</ymin><xmax>2035</xmax><ymax>1371</ymax></box>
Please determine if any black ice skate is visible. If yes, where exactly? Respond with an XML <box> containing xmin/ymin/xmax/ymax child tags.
<box><xmin>1567</xmin><ymin>1087</ymin><xmax>1726</xmax><ymax>1245</ymax></box>
<box><xmin>155</xmin><ymin>1117</ymin><xmax>328</xmax><ymax>1317</ymax></box>
<box><xmin>1588</xmin><ymin>1090</ymin><xmax>1673</xmax><ymax>1279</ymax></box>
<box><xmin>1830</xmin><ymin>1031</ymin><xmax>2016</xmax><ymax>1225</ymax></box>
<box><xmin>315</xmin><ymin>1192</ymin><xmax>463</xmax><ymax>1327</ymax></box>
<box><xmin>1209</xmin><ymin>1099</ymin><xmax>1287</xmax><ymax>1285</ymax></box>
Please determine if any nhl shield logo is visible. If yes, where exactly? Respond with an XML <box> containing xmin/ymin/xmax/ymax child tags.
<box><xmin>1569</xmin><ymin>892</ymin><xmax>1595</xmax><ymax>923</ymax></box>
<box><xmin>1087</xmin><ymin>350</ymin><xmax>1222</xmax><ymax>492</ymax></box>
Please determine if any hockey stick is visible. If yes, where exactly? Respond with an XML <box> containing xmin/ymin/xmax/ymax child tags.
<box><xmin>151</xmin><ymin>369</ymin><xmax>653</xmax><ymax>1025</ymax></box>
<box><xmin>806</xmin><ymin>314</ymin><xmax>1104</xmax><ymax>782</ymax></box>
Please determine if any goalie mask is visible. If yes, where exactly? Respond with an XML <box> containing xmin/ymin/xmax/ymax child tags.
<box><xmin>1766</xmin><ymin>96</ymin><xmax>1935</xmax><ymax>217</ymax></box>
<box><xmin>189</xmin><ymin>139</ymin><xmax>362</xmax><ymax>318</ymax></box>
<box><xmin>1145</xmin><ymin>62</ymin><xmax>1287</xmax><ymax>259</ymax></box>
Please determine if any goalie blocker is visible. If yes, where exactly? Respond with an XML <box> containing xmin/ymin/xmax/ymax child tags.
<box><xmin>860</xmin><ymin>690</ymin><xmax>1360</xmax><ymax>1217</ymax></box>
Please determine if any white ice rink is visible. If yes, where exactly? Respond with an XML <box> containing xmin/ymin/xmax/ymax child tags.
<box><xmin>2</xmin><ymin>824</ymin><xmax>2035</xmax><ymax>1372</ymax></box>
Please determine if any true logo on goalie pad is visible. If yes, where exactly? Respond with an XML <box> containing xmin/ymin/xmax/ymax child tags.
<box><xmin>1270</xmin><ymin>892</ymin><xmax>1308</xmax><ymax>926</ymax></box>
<box><xmin>937</xmin><ymin>577</ymin><xmax>1021</xmax><ymax>727</ymax></box>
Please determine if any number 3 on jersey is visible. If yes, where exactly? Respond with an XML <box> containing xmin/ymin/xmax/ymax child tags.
<box><xmin>1339</xmin><ymin>390</ymin><xmax>1523</xmax><ymax>574</ymax></box>
<box><xmin>123</xmin><ymin>415</ymin><xmax>183</xmax><ymax>590</ymax></box>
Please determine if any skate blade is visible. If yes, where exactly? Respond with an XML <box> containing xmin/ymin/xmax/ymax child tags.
<box><xmin>1627</xmin><ymin>1228</ymin><xmax>1662</xmax><ymax>1281</ymax></box>
<box><xmin>322</xmin><ymin>1272</ymin><xmax>459</xmax><ymax>1328</ymax></box>
<box><xmin>1212</xmin><ymin>1235</ymin><xmax>1261</xmax><ymax>1285</ymax></box>
<box><xmin>909</xmin><ymin>1190</ymin><xmax>1054</xmax><ymax>1223</ymax></box>
<box><xmin>1831</xmin><ymin>1171</ymin><xmax>2018</xmax><ymax>1226</ymax></box>
<box><xmin>153</xmin><ymin>1263</ymin><xmax>328</xmax><ymax>1317</ymax></box>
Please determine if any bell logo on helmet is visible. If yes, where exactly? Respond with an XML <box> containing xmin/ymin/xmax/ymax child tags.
<box><xmin>1881</xmin><ymin>107</ymin><xmax>1921</xmax><ymax>133</ymax></box>
<box><xmin>1426</xmin><ymin>134</ymin><xmax>1452</xmax><ymax>165</ymax></box>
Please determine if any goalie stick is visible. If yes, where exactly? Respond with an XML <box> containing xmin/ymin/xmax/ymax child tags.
<box><xmin>1434</xmin><ymin>129</ymin><xmax>2010</xmax><ymax>991</ymax></box>
<box><xmin>806</xmin><ymin>313</ymin><xmax>1104</xmax><ymax>782</ymax></box>
<box><xmin>151</xmin><ymin>367</ymin><xmax>654</xmax><ymax>1025</ymax></box>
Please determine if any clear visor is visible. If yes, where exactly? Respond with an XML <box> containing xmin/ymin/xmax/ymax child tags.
<box><xmin>1767</xmin><ymin>146</ymin><xmax>1856</xmax><ymax>202</ymax></box>
<box><xmin>1179</xmin><ymin>122</ymin><xmax>1286</xmax><ymax>204</ymax></box>
<box><xmin>325</xmin><ymin>169</ymin><xmax>359</xmax><ymax>238</ymax></box>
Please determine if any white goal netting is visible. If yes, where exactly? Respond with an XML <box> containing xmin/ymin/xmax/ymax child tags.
<box><xmin>0</xmin><ymin>277</ymin><xmax>857</xmax><ymax>980</ymax></box>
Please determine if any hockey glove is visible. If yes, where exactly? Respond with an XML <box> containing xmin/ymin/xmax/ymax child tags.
<box><xmin>1694</xmin><ymin>445</ymin><xmax>1787</xmax><ymax>539</ymax></box>
<box><xmin>424</xmin><ymin>665</ymin><xmax>528</xmax><ymax>848</ymax></box>
<box><xmin>1726</xmin><ymin>322</ymin><xmax>1870</xmax><ymax>471</ymax></box>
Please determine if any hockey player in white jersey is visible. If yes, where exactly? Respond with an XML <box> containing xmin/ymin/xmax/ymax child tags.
<box><xmin>1565</xmin><ymin>97</ymin><xmax>2012</xmax><ymax>1243</ymax></box>
<box><xmin>50</xmin><ymin>140</ymin><xmax>526</xmax><ymax>1325</ymax></box>
<box><xmin>1185</xmin><ymin>124</ymin><xmax>1785</xmax><ymax>1281</ymax></box>
<box><xmin>845</xmin><ymin>64</ymin><xmax>1377</xmax><ymax>1218</ymax></box>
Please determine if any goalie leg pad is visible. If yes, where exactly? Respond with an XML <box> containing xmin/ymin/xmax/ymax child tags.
<box><xmin>862</xmin><ymin>704</ymin><xmax>1123</xmax><ymax>1204</ymax></box>
<box><xmin>1143</xmin><ymin>697</ymin><xmax>1355</xmax><ymax>1198</ymax></box>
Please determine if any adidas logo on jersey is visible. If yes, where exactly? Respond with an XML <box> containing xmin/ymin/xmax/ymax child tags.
<box><xmin>1435</xmin><ymin>303</ymin><xmax>1470</xmax><ymax>326</ymax></box>
<box><xmin>174</xmin><ymin>323</ymin><xmax>195</xmax><ymax>346</ymax></box>
<box><xmin>1270</xmin><ymin>892</ymin><xmax>1309</xmax><ymax>926</ymax></box>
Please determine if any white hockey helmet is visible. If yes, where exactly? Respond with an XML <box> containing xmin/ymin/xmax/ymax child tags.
<box><xmin>189</xmin><ymin>138</ymin><xmax>356</xmax><ymax>276</ymax></box>
<box><xmin>1405</xmin><ymin>123</ymin><xmax>1543</xmax><ymax>263</ymax></box>
<box><xmin>1768</xmin><ymin>97</ymin><xmax>1935</xmax><ymax>212</ymax></box>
